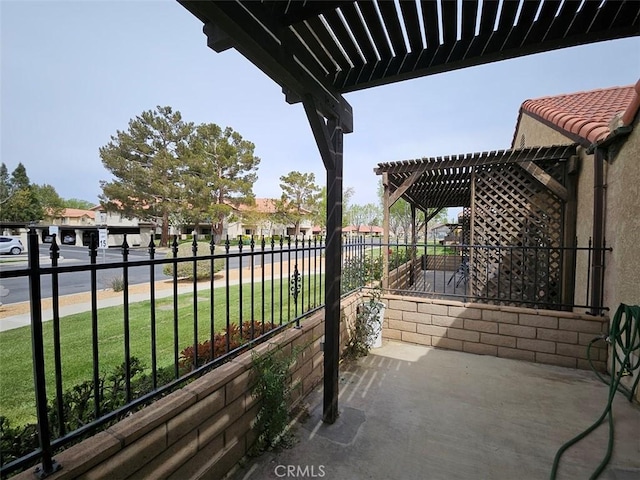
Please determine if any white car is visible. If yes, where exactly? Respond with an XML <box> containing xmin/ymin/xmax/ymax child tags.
<box><xmin>0</xmin><ymin>236</ymin><xmax>23</xmax><ymax>255</ymax></box>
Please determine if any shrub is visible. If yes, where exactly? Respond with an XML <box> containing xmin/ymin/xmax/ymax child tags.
<box><xmin>341</xmin><ymin>255</ymin><xmax>382</xmax><ymax>294</ymax></box>
<box><xmin>163</xmin><ymin>241</ymin><xmax>224</xmax><ymax>280</ymax></box>
<box><xmin>0</xmin><ymin>416</ymin><xmax>38</xmax><ymax>468</ymax></box>
<box><xmin>1</xmin><ymin>358</ymin><xmax>176</xmax><ymax>470</ymax></box>
<box><xmin>250</xmin><ymin>344</ymin><xmax>304</xmax><ymax>454</ymax></box>
<box><xmin>47</xmin><ymin>358</ymin><xmax>147</xmax><ymax>438</ymax></box>
<box><xmin>109</xmin><ymin>275</ymin><xmax>124</xmax><ymax>292</ymax></box>
<box><xmin>179</xmin><ymin>321</ymin><xmax>277</xmax><ymax>371</ymax></box>
<box><xmin>343</xmin><ymin>287</ymin><xmax>383</xmax><ymax>360</ymax></box>
<box><xmin>389</xmin><ymin>247</ymin><xmax>410</xmax><ymax>270</ymax></box>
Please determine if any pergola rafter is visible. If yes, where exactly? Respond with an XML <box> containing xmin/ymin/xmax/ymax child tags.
<box><xmin>376</xmin><ymin>144</ymin><xmax>577</xmax><ymax>212</ymax></box>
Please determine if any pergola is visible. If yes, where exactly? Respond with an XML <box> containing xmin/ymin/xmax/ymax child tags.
<box><xmin>178</xmin><ymin>0</ymin><xmax>639</xmax><ymax>424</ymax></box>
<box><xmin>375</xmin><ymin>144</ymin><xmax>578</xmax><ymax>307</ymax></box>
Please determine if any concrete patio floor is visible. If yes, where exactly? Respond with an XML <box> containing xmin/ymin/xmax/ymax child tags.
<box><xmin>232</xmin><ymin>341</ymin><xmax>640</xmax><ymax>480</ymax></box>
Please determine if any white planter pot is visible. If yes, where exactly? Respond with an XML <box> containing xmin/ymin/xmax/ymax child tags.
<box><xmin>364</xmin><ymin>302</ymin><xmax>386</xmax><ymax>349</ymax></box>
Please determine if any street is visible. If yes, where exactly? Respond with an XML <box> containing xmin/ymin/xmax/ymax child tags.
<box><xmin>0</xmin><ymin>242</ymin><xmax>324</xmax><ymax>305</ymax></box>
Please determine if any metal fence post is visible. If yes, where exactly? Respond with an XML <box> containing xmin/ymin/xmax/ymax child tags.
<box><xmin>27</xmin><ymin>228</ymin><xmax>61</xmax><ymax>477</ymax></box>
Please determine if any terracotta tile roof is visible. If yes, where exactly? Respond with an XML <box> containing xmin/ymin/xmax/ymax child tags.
<box><xmin>520</xmin><ymin>80</ymin><xmax>640</xmax><ymax>145</ymax></box>
<box><xmin>253</xmin><ymin>198</ymin><xmax>278</xmax><ymax>214</ymax></box>
<box><xmin>232</xmin><ymin>198</ymin><xmax>315</xmax><ymax>215</ymax></box>
<box><xmin>344</xmin><ymin>225</ymin><xmax>383</xmax><ymax>234</ymax></box>
<box><xmin>58</xmin><ymin>208</ymin><xmax>95</xmax><ymax>219</ymax></box>
<box><xmin>230</xmin><ymin>198</ymin><xmax>278</xmax><ymax>214</ymax></box>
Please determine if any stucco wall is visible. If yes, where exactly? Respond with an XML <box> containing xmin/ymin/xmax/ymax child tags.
<box><xmin>512</xmin><ymin>113</ymin><xmax>575</xmax><ymax>149</ymax></box>
<box><xmin>602</xmin><ymin>119</ymin><xmax>640</xmax><ymax>312</ymax></box>
<box><xmin>602</xmin><ymin>120</ymin><xmax>640</xmax><ymax>401</ymax></box>
<box><xmin>513</xmin><ymin>111</ymin><xmax>640</xmax><ymax>401</ymax></box>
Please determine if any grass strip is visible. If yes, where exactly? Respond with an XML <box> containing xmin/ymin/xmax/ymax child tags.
<box><xmin>0</xmin><ymin>276</ymin><xmax>324</xmax><ymax>425</ymax></box>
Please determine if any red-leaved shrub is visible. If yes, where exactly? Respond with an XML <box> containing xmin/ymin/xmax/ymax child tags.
<box><xmin>179</xmin><ymin>321</ymin><xmax>277</xmax><ymax>371</ymax></box>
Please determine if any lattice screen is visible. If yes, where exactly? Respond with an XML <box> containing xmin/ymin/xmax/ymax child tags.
<box><xmin>471</xmin><ymin>160</ymin><xmax>566</xmax><ymax>307</ymax></box>
<box><xmin>461</xmin><ymin>207</ymin><xmax>471</xmax><ymax>246</ymax></box>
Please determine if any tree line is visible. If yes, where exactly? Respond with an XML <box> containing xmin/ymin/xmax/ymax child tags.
<box><xmin>98</xmin><ymin>106</ymin><xmax>333</xmax><ymax>246</ymax></box>
<box><xmin>0</xmin><ymin>162</ymin><xmax>94</xmax><ymax>223</ymax></box>
<box><xmin>2</xmin><ymin>105</ymin><xmax>448</xmax><ymax>243</ymax></box>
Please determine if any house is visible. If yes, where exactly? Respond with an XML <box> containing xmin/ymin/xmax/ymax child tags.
<box><xmin>427</xmin><ymin>223</ymin><xmax>459</xmax><ymax>245</ymax></box>
<box><xmin>343</xmin><ymin>225</ymin><xmax>383</xmax><ymax>237</ymax></box>
<box><xmin>38</xmin><ymin>208</ymin><xmax>96</xmax><ymax>245</ymax></box>
<box><xmin>186</xmin><ymin>198</ymin><xmax>318</xmax><ymax>240</ymax></box>
<box><xmin>45</xmin><ymin>208</ymin><xmax>95</xmax><ymax>226</ymax></box>
<box><xmin>229</xmin><ymin>198</ymin><xmax>316</xmax><ymax>238</ymax></box>
<box><xmin>35</xmin><ymin>206</ymin><xmax>155</xmax><ymax>247</ymax></box>
<box><xmin>512</xmin><ymin>81</ymin><xmax>640</xmax><ymax>318</ymax></box>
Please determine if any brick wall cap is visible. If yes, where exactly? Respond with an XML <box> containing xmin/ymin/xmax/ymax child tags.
<box><xmin>535</xmin><ymin>308</ymin><xmax>609</xmax><ymax>321</ymax></box>
<box><xmin>186</xmin><ymin>362</ymin><xmax>239</xmax><ymax>400</ymax></box>
<box><xmin>465</xmin><ymin>302</ymin><xmax>502</xmax><ymax>311</ymax></box>
<box><xmin>431</xmin><ymin>298</ymin><xmax>463</xmax><ymax>307</ymax></box>
<box><xmin>107</xmin><ymin>389</ymin><xmax>194</xmax><ymax>446</ymax></box>
<box><xmin>26</xmin><ymin>431</ymin><xmax>122</xmax><ymax>480</ymax></box>
<box><xmin>300</xmin><ymin>312</ymin><xmax>323</xmax><ymax>333</ymax></box>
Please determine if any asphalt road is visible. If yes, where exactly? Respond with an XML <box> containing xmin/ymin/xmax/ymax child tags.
<box><xmin>0</xmin><ymin>243</ymin><xmax>323</xmax><ymax>305</ymax></box>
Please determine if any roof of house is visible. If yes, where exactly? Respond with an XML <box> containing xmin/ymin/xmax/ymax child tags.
<box><xmin>344</xmin><ymin>225</ymin><xmax>383</xmax><ymax>234</ymax></box>
<box><xmin>230</xmin><ymin>198</ymin><xmax>277</xmax><ymax>214</ymax></box>
<box><xmin>251</xmin><ymin>198</ymin><xmax>277</xmax><ymax>214</ymax></box>
<box><xmin>232</xmin><ymin>198</ymin><xmax>314</xmax><ymax>215</ymax></box>
<box><xmin>518</xmin><ymin>80</ymin><xmax>640</xmax><ymax>146</ymax></box>
<box><xmin>51</xmin><ymin>208</ymin><xmax>95</xmax><ymax>219</ymax></box>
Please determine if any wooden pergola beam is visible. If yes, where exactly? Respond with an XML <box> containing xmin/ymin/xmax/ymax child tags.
<box><xmin>375</xmin><ymin>145</ymin><xmax>577</xmax><ymax>175</ymax></box>
<box><xmin>519</xmin><ymin>161</ymin><xmax>568</xmax><ymax>201</ymax></box>
<box><xmin>190</xmin><ymin>1</ymin><xmax>354</xmax><ymax>132</ymax></box>
<box><xmin>389</xmin><ymin>165</ymin><xmax>428</xmax><ymax>206</ymax></box>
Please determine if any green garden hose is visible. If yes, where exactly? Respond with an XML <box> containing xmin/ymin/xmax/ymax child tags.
<box><xmin>550</xmin><ymin>304</ymin><xmax>640</xmax><ymax>480</ymax></box>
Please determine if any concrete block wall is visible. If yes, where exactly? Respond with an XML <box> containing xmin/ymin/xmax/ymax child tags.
<box><xmin>382</xmin><ymin>295</ymin><xmax>609</xmax><ymax>371</ymax></box>
<box><xmin>424</xmin><ymin>254</ymin><xmax>463</xmax><ymax>271</ymax></box>
<box><xmin>388</xmin><ymin>258</ymin><xmax>421</xmax><ymax>290</ymax></box>
<box><xmin>13</xmin><ymin>294</ymin><xmax>363</xmax><ymax>480</ymax></box>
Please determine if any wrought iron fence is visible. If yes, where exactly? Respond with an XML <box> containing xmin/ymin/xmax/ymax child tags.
<box><xmin>0</xmin><ymin>229</ymin><xmax>346</xmax><ymax>478</ymax></box>
<box><xmin>376</xmin><ymin>239</ymin><xmax>610</xmax><ymax>313</ymax></box>
<box><xmin>0</xmin><ymin>231</ymin><xmax>608</xmax><ymax>477</ymax></box>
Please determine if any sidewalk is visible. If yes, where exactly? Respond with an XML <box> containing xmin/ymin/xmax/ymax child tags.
<box><xmin>0</xmin><ymin>259</ymin><xmax>317</xmax><ymax>332</ymax></box>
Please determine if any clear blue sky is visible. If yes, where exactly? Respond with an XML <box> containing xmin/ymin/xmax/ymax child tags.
<box><xmin>2</xmin><ymin>1</ymin><xmax>639</xmax><ymax>212</ymax></box>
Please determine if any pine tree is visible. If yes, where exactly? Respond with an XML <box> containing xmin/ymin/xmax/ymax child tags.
<box><xmin>182</xmin><ymin>123</ymin><xmax>260</xmax><ymax>242</ymax></box>
<box><xmin>0</xmin><ymin>163</ymin><xmax>43</xmax><ymax>222</ymax></box>
<box><xmin>276</xmin><ymin>171</ymin><xmax>321</xmax><ymax>236</ymax></box>
<box><xmin>99</xmin><ymin>106</ymin><xmax>193</xmax><ymax>246</ymax></box>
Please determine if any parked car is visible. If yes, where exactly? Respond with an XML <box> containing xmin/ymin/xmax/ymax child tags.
<box><xmin>62</xmin><ymin>234</ymin><xmax>76</xmax><ymax>245</ymax></box>
<box><xmin>0</xmin><ymin>236</ymin><xmax>23</xmax><ymax>255</ymax></box>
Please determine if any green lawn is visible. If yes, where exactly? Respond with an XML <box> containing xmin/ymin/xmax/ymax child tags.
<box><xmin>369</xmin><ymin>243</ymin><xmax>459</xmax><ymax>257</ymax></box>
<box><xmin>0</xmin><ymin>276</ymin><xmax>324</xmax><ymax>425</ymax></box>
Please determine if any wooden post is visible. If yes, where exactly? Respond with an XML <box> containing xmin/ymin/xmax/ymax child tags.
<box><xmin>468</xmin><ymin>169</ymin><xmax>476</xmax><ymax>299</ymax></box>
<box><xmin>322</xmin><ymin>119</ymin><xmax>343</xmax><ymax>424</ymax></box>
<box><xmin>382</xmin><ymin>173</ymin><xmax>390</xmax><ymax>289</ymax></box>
<box><xmin>410</xmin><ymin>204</ymin><xmax>417</xmax><ymax>286</ymax></box>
